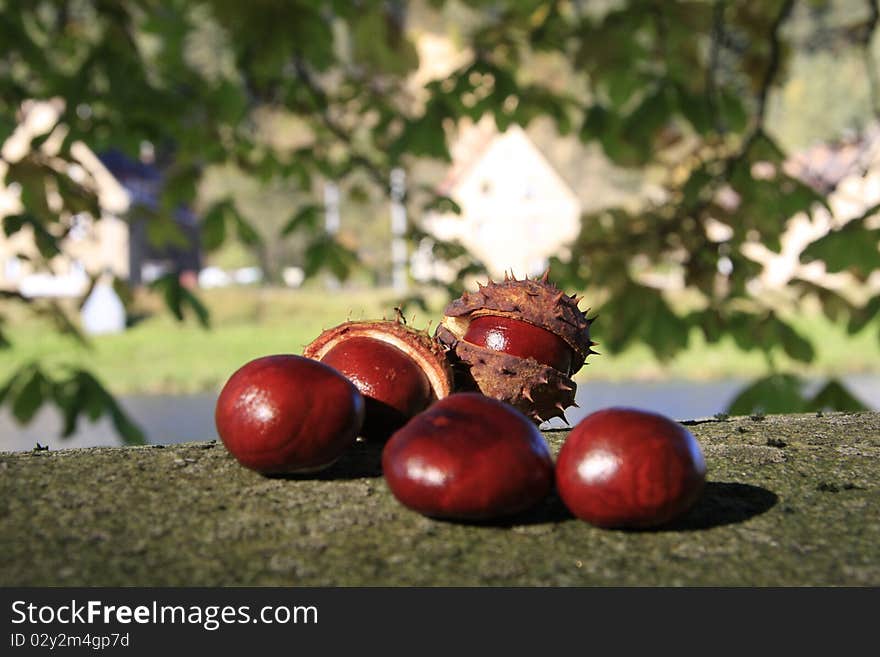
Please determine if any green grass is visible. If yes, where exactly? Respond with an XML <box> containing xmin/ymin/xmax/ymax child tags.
<box><xmin>2</xmin><ymin>285</ymin><xmax>879</xmax><ymax>395</ymax></box>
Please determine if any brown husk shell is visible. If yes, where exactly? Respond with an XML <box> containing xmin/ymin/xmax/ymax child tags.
<box><xmin>439</xmin><ymin>273</ymin><xmax>595</xmax><ymax>372</ymax></box>
<box><xmin>452</xmin><ymin>340</ymin><xmax>577</xmax><ymax>423</ymax></box>
<box><xmin>303</xmin><ymin>319</ymin><xmax>453</xmax><ymax>403</ymax></box>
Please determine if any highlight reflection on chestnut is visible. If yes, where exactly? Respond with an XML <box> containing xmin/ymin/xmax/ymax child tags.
<box><xmin>382</xmin><ymin>393</ymin><xmax>555</xmax><ymax>520</ymax></box>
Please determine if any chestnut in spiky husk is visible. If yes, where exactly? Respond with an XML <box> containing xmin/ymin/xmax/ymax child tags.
<box><xmin>435</xmin><ymin>272</ymin><xmax>596</xmax><ymax>424</ymax></box>
<box><xmin>303</xmin><ymin>319</ymin><xmax>453</xmax><ymax>441</ymax></box>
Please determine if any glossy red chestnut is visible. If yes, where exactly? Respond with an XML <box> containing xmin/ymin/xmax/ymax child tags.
<box><xmin>382</xmin><ymin>393</ymin><xmax>555</xmax><ymax>520</ymax></box>
<box><xmin>556</xmin><ymin>407</ymin><xmax>706</xmax><ymax>528</ymax></box>
<box><xmin>304</xmin><ymin>320</ymin><xmax>453</xmax><ymax>441</ymax></box>
<box><xmin>319</xmin><ymin>336</ymin><xmax>431</xmax><ymax>439</ymax></box>
<box><xmin>215</xmin><ymin>354</ymin><xmax>365</xmax><ymax>474</ymax></box>
<box><xmin>464</xmin><ymin>315</ymin><xmax>573</xmax><ymax>376</ymax></box>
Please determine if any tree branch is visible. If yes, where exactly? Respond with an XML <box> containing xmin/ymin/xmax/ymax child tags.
<box><xmin>706</xmin><ymin>0</ymin><xmax>727</xmax><ymax>133</ymax></box>
<box><xmin>292</xmin><ymin>59</ymin><xmax>391</xmax><ymax>190</ymax></box>
<box><xmin>750</xmin><ymin>0</ymin><xmax>795</xmax><ymax>147</ymax></box>
<box><xmin>864</xmin><ymin>0</ymin><xmax>880</xmax><ymax>119</ymax></box>
<box><xmin>706</xmin><ymin>0</ymin><xmax>794</xmax><ymax>184</ymax></box>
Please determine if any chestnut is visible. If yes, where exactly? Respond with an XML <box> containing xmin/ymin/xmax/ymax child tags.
<box><xmin>304</xmin><ymin>320</ymin><xmax>453</xmax><ymax>441</ymax></box>
<box><xmin>382</xmin><ymin>392</ymin><xmax>554</xmax><ymax>520</ymax></box>
<box><xmin>555</xmin><ymin>407</ymin><xmax>706</xmax><ymax>528</ymax></box>
<box><xmin>215</xmin><ymin>354</ymin><xmax>365</xmax><ymax>474</ymax></box>
<box><xmin>463</xmin><ymin>315</ymin><xmax>574</xmax><ymax>375</ymax></box>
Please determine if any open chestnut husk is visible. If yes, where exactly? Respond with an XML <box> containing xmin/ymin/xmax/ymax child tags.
<box><xmin>382</xmin><ymin>393</ymin><xmax>555</xmax><ymax>520</ymax></box>
<box><xmin>436</xmin><ymin>272</ymin><xmax>596</xmax><ymax>424</ymax></box>
<box><xmin>303</xmin><ymin>319</ymin><xmax>453</xmax><ymax>441</ymax></box>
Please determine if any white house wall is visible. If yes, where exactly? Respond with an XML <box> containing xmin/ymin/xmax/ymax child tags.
<box><xmin>425</xmin><ymin>127</ymin><xmax>582</xmax><ymax>279</ymax></box>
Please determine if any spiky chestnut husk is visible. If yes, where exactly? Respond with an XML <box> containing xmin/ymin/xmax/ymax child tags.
<box><xmin>436</xmin><ymin>272</ymin><xmax>597</xmax><ymax>424</ymax></box>
<box><xmin>303</xmin><ymin>319</ymin><xmax>454</xmax><ymax>440</ymax></box>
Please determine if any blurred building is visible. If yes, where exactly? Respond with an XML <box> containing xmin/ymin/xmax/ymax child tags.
<box><xmin>99</xmin><ymin>149</ymin><xmax>202</xmax><ymax>289</ymax></box>
<box><xmin>0</xmin><ymin>135</ymin><xmax>201</xmax><ymax>297</ymax></box>
<box><xmin>0</xmin><ymin>100</ymin><xmax>130</xmax><ymax>296</ymax></box>
<box><xmin>421</xmin><ymin>119</ymin><xmax>581</xmax><ymax>279</ymax></box>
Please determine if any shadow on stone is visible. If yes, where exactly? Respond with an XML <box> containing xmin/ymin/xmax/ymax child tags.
<box><xmin>503</xmin><ymin>492</ymin><xmax>575</xmax><ymax>526</ymax></box>
<box><xmin>431</xmin><ymin>492</ymin><xmax>575</xmax><ymax>529</ymax></box>
<box><xmin>451</xmin><ymin>482</ymin><xmax>777</xmax><ymax>531</ymax></box>
<box><xmin>271</xmin><ymin>441</ymin><xmax>385</xmax><ymax>481</ymax></box>
<box><xmin>658</xmin><ymin>481</ymin><xmax>779</xmax><ymax>532</ymax></box>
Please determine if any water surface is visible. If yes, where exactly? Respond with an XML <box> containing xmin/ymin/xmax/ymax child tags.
<box><xmin>2</xmin><ymin>375</ymin><xmax>878</xmax><ymax>452</ymax></box>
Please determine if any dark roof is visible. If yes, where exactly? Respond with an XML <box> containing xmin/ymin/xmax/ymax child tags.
<box><xmin>98</xmin><ymin>149</ymin><xmax>161</xmax><ymax>183</ymax></box>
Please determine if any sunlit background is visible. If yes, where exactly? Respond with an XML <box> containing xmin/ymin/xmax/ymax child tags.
<box><xmin>1</xmin><ymin>0</ymin><xmax>879</xmax><ymax>452</ymax></box>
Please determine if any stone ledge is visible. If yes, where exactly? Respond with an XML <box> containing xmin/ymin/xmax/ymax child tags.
<box><xmin>1</xmin><ymin>412</ymin><xmax>878</xmax><ymax>586</ymax></box>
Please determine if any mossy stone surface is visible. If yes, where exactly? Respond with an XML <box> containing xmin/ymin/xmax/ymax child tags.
<box><xmin>1</xmin><ymin>412</ymin><xmax>878</xmax><ymax>586</ymax></box>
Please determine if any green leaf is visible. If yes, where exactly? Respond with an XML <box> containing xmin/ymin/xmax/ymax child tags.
<box><xmin>681</xmin><ymin>166</ymin><xmax>713</xmax><ymax>206</ymax></box>
<box><xmin>32</xmin><ymin>221</ymin><xmax>62</xmax><ymax>259</ymax></box>
<box><xmin>57</xmin><ymin>370</ymin><xmax>146</xmax><ymax>445</ymax></box>
<box><xmin>806</xmin><ymin>379</ymin><xmax>869</xmax><ymax>413</ymax></box>
<box><xmin>674</xmin><ymin>84</ymin><xmax>713</xmax><ymax>134</ymax></box>
<box><xmin>605</xmin><ymin>69</ymin><xmax>646</xmax><ymax>108</ymax></box>
<box><xmin>42</xmin><ymin>299</ymin><xmax>90</xmax><ymax>348</ymax></box>
<box><xmin>775</xmin><ymin>317</ymin><xmax>815</xmax><ymax>363</ymax></box>
<box><xmin>149</xmin><ymin>274</ymin><xmax>210</xmax><ymax>328</ymax></box>
<box><xmin>350</xmin><ymin>6</ymin><xmax>419</xmax><ymax>75</ymax></box>
<box><xmin>180</xmin><ymin>285</ymin><xmax>211</xmax><ymax>329</ymax></box>
<box><xmin>727</xmin><ymin>312</ymin><xmax>815</xmax><ymax>363</ymax></box>
<box><xmin>847</xmin><ymin>296</ymin><xmax>880</xmax><ymax>334</ymax></box>
<box><xmin>281</xmin><ymin>204</ymin><xmax>323</xmax><ymax>237</ymax></box>
<box><xmin>211</xmin><ymin>80</ymin><xmax>248</xmax><ymax>125</ymax></box>
<box><xmin>800</xmin><ymin>206</ymin><xmax>880</xmax><ymax>275</ymax></box>
<box><xmin>726</xmin><ymin>374</ymin><xmax>808</xmax><ymax>415</ymax></box>
<box><xmin>421</xmin><ymin>194</ymin><xmax>461</xmax><ymax>215</ymax></box>
<box><xmin>9</xmin><ymin>214</ymin><xmax>62</xmax><ymax>258</ymax></box>
<box><xmin>597</xmin><ymin>283</ymin><xmax>689</xmax><ymax>359</ymax></box>
<box><xmin>201</xmin><ymin>201</ymin><xmax>230</xmax><ymax>251</ymax></box>
<box><xmin>151</xmin><ymin>273</ymin><xmax>183</xmax><ymax>322</ymax></box>
<box><xmin>513</xmin><ymin>85</ymin><xmax>575</xmax><ymax>133</ymax></box>
<box><xmin>11</xmin><ymin>366</ymin><xmax>47</xmax><ymax>424</ymax></box>
<box><xmin>161</xmin><ymin>166</ymin><xmax>200</xmax><ymax>210</ymax></box>
<box><xmin>728</xmin><ymin>159</ymin><xmax>825</xmax><ymax>253</ymax></box>
<box><xmin>54</xmin><ymin>374</ymin><xmax>91</xmax><ymax>438</ymax></box>
<box><xmin>390</xmin><ymin>102</ymin><xmax>451</xmax><ymax>162</ymax></box>
<box><xmin>718</xmin><ymin>91</ymin><xmax>748</xmax><ymax>132</ymax></box>
<box><xmin>747</xmin><ymin>131</ymin><xmax>786</xmax><ymax>164</ymax></box>
<box><xmin>0</xmin><ymin>368</ymin><xmax>23</xmax><ymax>406</ymax></box>
<box><xmin>231</xmin><ymin>210</ymin><xmax>262</xmax><ymax>247</ymax></box>
<box><xmin>623</xmin><ymin>85</ymin><xmax>672</xmax><ymax>150</ymax></box>
<box><xmin>580</xmin><ymin>104</ymin><xmax>612</xmax><ymax>142</ymax></box>
<box><xmin>81</xmin><ymin>374</ymin><xmax>109</xmax><ymax>421</ymax></box>
<box><xmin>3</xmin><ymin>214</ymin><xmax>27</xmax><ymax>237</ymax></box>
<box><xmin>112</xmin><ymin>277</ymin><xmax>134</xmax><ymax>310</ymax></box>
<box><xmin>146</xmin><ymin>214</ymin><xmax>190</xmax><ymax>249</ymax></box>
<box><xmin>303</xmin><ymin>235</ymin><xmax>359</xmax><ymax>281</ymax></box>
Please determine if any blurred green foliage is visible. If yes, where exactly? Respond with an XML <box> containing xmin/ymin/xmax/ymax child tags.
<box><xmin>1</xmin><ymin>0</ymin><xmax>879</xmax><ymax>440</ymax></box>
